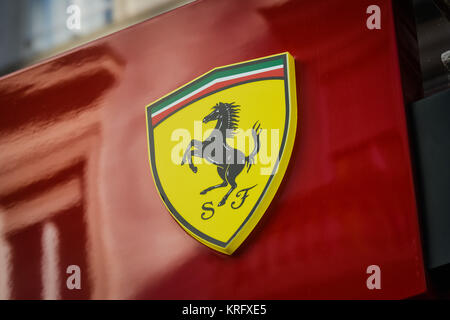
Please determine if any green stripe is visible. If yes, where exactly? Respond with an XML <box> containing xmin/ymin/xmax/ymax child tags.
<box><xmin>150</xmin><ymin>57</ymin><xmax>284</xmax><ymax>114</ymax></box>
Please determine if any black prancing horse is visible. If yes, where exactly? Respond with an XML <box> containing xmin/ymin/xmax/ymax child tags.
<box><xmin>181</xmin><ymin>102</ymin><xmax>262</xmax><ymax>206</ymax></box>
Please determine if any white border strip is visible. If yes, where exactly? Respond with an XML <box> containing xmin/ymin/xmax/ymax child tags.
<box><xmin>152</xmin><ymin>64</ymin><xmax>284</xmax><ymax>118</ymax></box>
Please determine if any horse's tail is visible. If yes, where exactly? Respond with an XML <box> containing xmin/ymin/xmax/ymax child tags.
<box><xmin>245</xmin><ymin>121</ymin><xmax>262</xmax><ymax>173</ymax></box>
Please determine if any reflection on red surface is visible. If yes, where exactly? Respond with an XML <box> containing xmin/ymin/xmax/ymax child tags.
<box><xmin>0</xmin><ymin>45</ymin><xmax>123</xmax><ymax>299</ymax></box>
<box><xmin>0</xmin><ymin>0</ymin><xmax>425</xmax><ymax>299</ymax></box>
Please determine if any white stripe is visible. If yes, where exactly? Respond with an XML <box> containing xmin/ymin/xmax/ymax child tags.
<box><xmin>42</xmin><ymin>222</ymin><xmax>60</xmax><ymax>300</ymax></box>
<box><xmin>0</xmin><ymin>215</ymin><xmax>12</xmax><ymax>300</ymax></box>
<box><xmin>152</xmin><ymin>64</ymin><xmax>284</xmax><ymax>117</ymax></box>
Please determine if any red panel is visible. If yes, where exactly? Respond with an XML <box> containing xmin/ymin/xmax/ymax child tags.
<box><xmin>0</xmin><ymin>0</ymin><xmax>426</xmax><ymax>299</ymax></box>
<box><xmin>7</xmin><ymin>224</ymin><xmax>42</xmax><ymax>299</ymax></box>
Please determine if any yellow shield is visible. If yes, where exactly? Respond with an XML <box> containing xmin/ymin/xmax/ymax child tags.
<box><xmin>146</xmin><ymin>53</ymin><xmax>297</xmax><ymax>254</ymax></box>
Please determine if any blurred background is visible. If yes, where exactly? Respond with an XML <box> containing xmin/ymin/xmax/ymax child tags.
<box><xmin>0</xmin><ymin>0</ymin><xmax>195</xmax><ymax>77</ymax></box>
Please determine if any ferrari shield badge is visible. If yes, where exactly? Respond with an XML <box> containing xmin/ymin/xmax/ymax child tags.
<box><xmin>146</xmin><ymin>53</ymin><xmax>297</xmax><ymax>254</ymax></box>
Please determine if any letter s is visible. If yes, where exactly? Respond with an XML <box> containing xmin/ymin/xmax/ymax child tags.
<box><xmin>201</xmin><ymin>202</ymin><xmax>215</xmax><ymax>220</ymax></box>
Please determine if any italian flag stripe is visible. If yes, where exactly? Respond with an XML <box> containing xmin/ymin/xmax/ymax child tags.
<box><xmin>150</xmin><ymin>57</ymin><xmax>285</xmax><ymax>125</ymax></box>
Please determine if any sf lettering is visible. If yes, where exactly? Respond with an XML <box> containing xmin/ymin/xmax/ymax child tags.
<box><xmin>201</xmin><ymin>185</ymin><xmax>257</xmax><ymax>220</ymax></box>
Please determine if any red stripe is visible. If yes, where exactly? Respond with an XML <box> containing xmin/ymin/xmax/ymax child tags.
<box><xmin>152</xmin><ymin>68</ymin><xmax>284</xmax><ymax>126</ymax></box>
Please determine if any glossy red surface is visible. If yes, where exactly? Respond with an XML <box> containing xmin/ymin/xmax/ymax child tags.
<box><xmin>0</xmin><ymin>0</ymin><xmax>426</xmax><ymax>299</ymax></box>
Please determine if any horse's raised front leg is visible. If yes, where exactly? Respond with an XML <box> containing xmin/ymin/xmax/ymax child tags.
<box><xmin>189</xmin><ymin>148</ymin><xmax>203</xmax><ymax>173</ymax></box>
<box><xmin>181</xmin><ymin>140</ymin><xmax>202</xmax><ymax>173</ymax></box>
<box><xmin>181</xmin><ymin>140</ymin><xmax>194</xmax><ymax>165</ymax></box>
